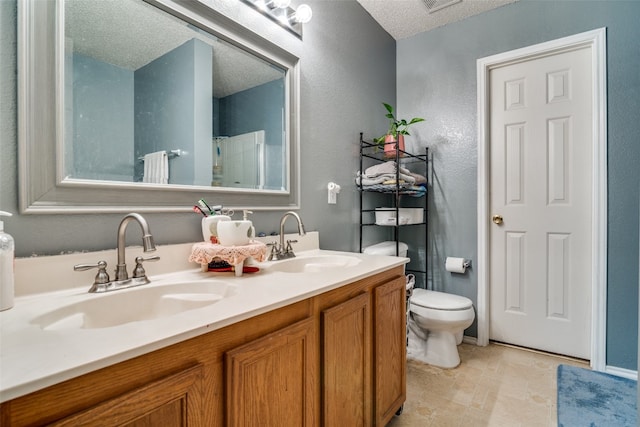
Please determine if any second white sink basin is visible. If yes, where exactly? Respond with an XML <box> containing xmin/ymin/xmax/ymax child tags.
<box><xmin>31</xmin><ymin>280</ymin><xmax>237</xmax><ymax>331</ymax></box>
<box><xmin>267</xmin><ymin>254</ymin><xmax>362</xmax><ymax>273</ymax></box>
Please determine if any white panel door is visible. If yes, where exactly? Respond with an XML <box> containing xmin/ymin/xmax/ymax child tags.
<box><xmin>489</xmin><ymin>47</ymin><xmax>592</xmax><ymax>359</ymax></box>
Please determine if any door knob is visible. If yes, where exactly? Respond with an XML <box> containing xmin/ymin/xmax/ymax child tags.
<box><xmin>492</xmin><ymin>214</ymin><xmax>504</xmax><ymax>225</ymax></box>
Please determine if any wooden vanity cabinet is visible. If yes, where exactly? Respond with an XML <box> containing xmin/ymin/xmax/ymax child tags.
<box><xmin>322</xmin><ymin>292</ymin><xmax>373</xmax><ymax>425</ymax></box>
<box><xmin>373</xmin><ymin>276</ymin><xmax>407</xmax><ymax>425</ymax></box>
<box><xmin>319</xmin><ymin>273</ymin><xmax>406</xmax><ymax>426</ymax></box>
<box><xmin>226</xmin><ymin>317</ymin><xmax>317</xmax><ymax>426</ymax></box>
<box><xmin>0</xmin><ymin>266</ymin><xmax>406</xmax><ymax>427</ymax></box>
<box><xmin>0</xmin><ymin>297</ymin><xmax>312</xmax><ymax>427</ymax></box>
<box><xmin>50</xmin><ymin>364</ymin><xmax>205</xmax><ymax>427</ymax></box>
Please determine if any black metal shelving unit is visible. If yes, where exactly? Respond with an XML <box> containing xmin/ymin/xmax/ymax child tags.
<box><xmin>357</xmin><ymin>132</ymin><xmax>428</xmax><ymax>278</ymax></box>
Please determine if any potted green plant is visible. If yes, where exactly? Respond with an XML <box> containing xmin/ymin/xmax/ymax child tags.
<box><xmin>374</xmin><ymin>103</ymin><xmax>425</xmax><ymax>157</ymax></box>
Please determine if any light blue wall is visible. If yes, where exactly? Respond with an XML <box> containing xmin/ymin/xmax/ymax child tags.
<box><xmin>71</xmin><ymin>53</ymin><xmax>134</xmax><ymax>181</ymax></box>
<box><xmin>397</xmin><ymin>0</ymin><xmax>640</xmax><ymax>369</ymax></box>
<box><xmin>218</xmin><ymin>79</ymin><xmax>285</xmax><ymax>189</ymax></box>
<box><xmin>135</xmin><ymin>39</ymin><xmax>213</xmax><ymax>185</ymax></box>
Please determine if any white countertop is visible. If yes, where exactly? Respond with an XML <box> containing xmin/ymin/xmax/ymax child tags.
<box><xmin>0</xmin><ymin>238</ymin><xmax>407</xmax><ymax>403</ymax></box>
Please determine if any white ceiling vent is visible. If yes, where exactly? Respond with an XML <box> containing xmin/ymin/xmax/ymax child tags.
<box><xmin>422</xmin><ymin>0</ymin><xmax>462</xmax><ymax>14</ymax></box>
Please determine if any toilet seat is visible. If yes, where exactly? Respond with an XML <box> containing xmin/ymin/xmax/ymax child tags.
<box><xmin>411</xmin><ymin>288</ymin><xmax>472</xmax><ymax>311</ymax></box>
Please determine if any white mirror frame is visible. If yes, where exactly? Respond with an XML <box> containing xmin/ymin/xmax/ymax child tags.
<box><xmin>18</xmin><ymin>0</ymin><xmax>300</xmax><ymax>214</ymax></box>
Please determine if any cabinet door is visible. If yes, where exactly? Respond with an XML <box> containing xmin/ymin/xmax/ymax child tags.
<box><xmin>50</xmin><ymin>364</ymin><xmax>204</xmax><ymax>427</ymax></box>
<box><xmin>374</xmin><ymin>277</ymin><xmax>407</xmax><ymax>425</ymax></box>
<box><xmin>226</xmin><ymin>317</ymin><xmax>317</xmax><ymax>427</ymax></box>
<box><xmin>322</xmin><ymin>292</ymin><xmax>371</xmax><ymax>426</ymax></box>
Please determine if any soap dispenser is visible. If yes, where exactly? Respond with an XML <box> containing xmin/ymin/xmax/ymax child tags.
<box><xmin>0</xmin><ymin>211</ymin><xmax>14</xmax><ymax>311</ymax></box>
<box><xmin>243</xmin><ymin>210</ymin><xmax>255</xmax><ymax>239</ymax></box>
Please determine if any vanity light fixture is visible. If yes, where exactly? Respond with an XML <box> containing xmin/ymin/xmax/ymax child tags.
<box><xmin>257</xmin><ymin>0</ymin><xmax>290</xmax><ymax>11</ymax></box>
<box><xmin>241</xmin><ymin>0</ymin><xmax>312</xmax><ymax>38</ymax></box>
<box><xmin>272</xmin><ymin>0</ymin><xmax>292</xmax><ymax>8</ymax></box>
<box><xmin>290</xmin><ymin>4</ymin><xmax>312</xmax><ymax>24</ymax></box>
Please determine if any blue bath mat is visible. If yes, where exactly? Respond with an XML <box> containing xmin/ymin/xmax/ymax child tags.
<box><xmin>557</xmin><ymin>364</ymin><xmax>637</xmax><ymax>426</ymax></box>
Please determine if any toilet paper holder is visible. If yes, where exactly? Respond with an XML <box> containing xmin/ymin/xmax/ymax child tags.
<box><xmin>444</xmin><ymin>257</ymin><xmax>472</xmax><ymax>272</ymax></box>
<box><xmin>444</xmin><ymin>259</ymin><xmax>472</xmax><ymax>268</ymax></box>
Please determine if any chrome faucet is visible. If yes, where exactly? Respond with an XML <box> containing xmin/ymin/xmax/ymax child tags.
<box><xmin>115</xmin><ymin>213</ymin><xmax>156</xmax><ymax>281</ymax></box>
<box><xmin>74</xmin><ymin>213</ymin><xmax>159</xmax><ymax>293</ymax></box>
<box><xmin>269</xmin><ymin>211</ymin><xmax>306</xmax><ymax>260</ymax></box>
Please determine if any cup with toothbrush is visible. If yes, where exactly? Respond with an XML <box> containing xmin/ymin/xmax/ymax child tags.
<box><xmin>195</xmin><ymin>199</ymin><xmax>231</xmax><ymax>243</ymax></box>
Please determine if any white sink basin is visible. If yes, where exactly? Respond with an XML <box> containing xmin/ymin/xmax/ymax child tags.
<box><xmin>31</xmin><ymin>280</ymin><xmax>237</xmax><ymax>330</ymax></box>
<box><xmin>267</xmin><ymin>255</ymin><xmax>362</xmax><ymax>273</ymax></box>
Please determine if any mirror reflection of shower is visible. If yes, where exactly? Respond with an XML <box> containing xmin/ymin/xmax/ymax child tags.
<box><xmin>214</xmin><ymin>131</ymin><xmax>266</xmax><ymax>189</ymax></box>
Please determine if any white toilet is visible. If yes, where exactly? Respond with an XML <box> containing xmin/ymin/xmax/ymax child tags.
<box><xmin>407</xmin><ymin>288</ymin><xmax>475</xmax><ymax>369</ymax></box>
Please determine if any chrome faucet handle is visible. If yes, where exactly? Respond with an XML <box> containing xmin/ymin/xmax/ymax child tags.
<box><xmin>267</xmin><ymin>242</ymin><xmax>280</xmax><ymax>261</ymax></box>
<box><xmin>285</xmin><ymin>239</ymin><xmax>298</xmax><ymax>255</ymax></box>
<box><xmin>133</xmin><ymin>255</ymin><xmax>160</xmax><ymax>279</ymax></box>
<box><xmin>74</xmin><ymin>261</ymin><xmax>110</xmax><ymax>292</ymax></box>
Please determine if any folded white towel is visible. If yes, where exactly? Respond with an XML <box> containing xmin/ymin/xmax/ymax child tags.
<box><xmin>355</xmin><ymin>172</ymin><xmax>415</xmax><ymax>186</ymax></box>
<box><xmin>409</xmin><ymin>172</ymin><xmax>427</xmax><ymax>184</ymax></box>
<box><xmin>364</xmin><ymin>161</ymin><xmax>396</xmax><ymax>177</ymax></box>
<box><xmin>363</xmin><ymin>161</ymin><xmax>411</xmax><ymax>178</ymax></box>
<box><xmin>143</xmin><ymin>151</ymin><xmax>168</xmax><ymax>184</ymax></box>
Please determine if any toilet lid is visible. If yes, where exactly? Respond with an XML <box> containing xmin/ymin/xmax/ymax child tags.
<box><xmin>411</xmin><ymin>288</ymin><xmax>473</xmax><ymax>310</ymax></box>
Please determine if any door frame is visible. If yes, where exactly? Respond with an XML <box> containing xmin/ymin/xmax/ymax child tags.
<box><xmin>476</xmin><ymin>28</ymin><xmax>607</xmax><ymax>370</ymax></box>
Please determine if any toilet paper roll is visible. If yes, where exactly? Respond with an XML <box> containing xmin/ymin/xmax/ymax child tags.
<box><xmin>445</xmin><ymin>257</ymin><xmax>467</xmax><ymax>274</ymax></box>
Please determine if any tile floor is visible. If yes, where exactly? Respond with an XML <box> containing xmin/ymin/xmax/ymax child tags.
<box><xmin>388</xmin><ymin>342</ymin><xmax>589</xmax><ymax>427</ymax></box>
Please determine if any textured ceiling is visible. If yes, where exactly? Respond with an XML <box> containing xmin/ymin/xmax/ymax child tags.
<box><xmin>65</xmin><ymin>0</ymin><xmax>283</xmax><ymax>98</ymax></box>
<box><xmin>356</xmin><ymin>0</ymin><xmax>518</xmax><ymax>40</ymax></box>
<box><xmin>65</xmin><ymin>0</ymin><xmax>519</xmax><ymax>97</ymax></box>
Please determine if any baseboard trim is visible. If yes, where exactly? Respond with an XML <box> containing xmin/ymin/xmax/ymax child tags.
<box><xmin>605</xmin><ymin>365</ymin><xmax>637</xmax><ymax>380</ymax></box>
<box><xmin>462</xmin><ymin>335</ymin><xmax>478</xmax><ymax>345</ymax></box>
<box><xmin>461</xmin><ymin>338</ymin><xmax>637</xmax><ymax>380</ymax></box>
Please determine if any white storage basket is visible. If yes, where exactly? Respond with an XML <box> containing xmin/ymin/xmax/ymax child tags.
<box><xmin>375</xmin><ymin>207</ymin><xmax>423</xmax><ymax>225</ymax></box>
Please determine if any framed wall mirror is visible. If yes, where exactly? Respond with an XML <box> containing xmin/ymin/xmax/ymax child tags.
<box><xmin>18</xmin><ymin>0</ymin><xmax>300</xmax><ymax>213</ymax></box>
